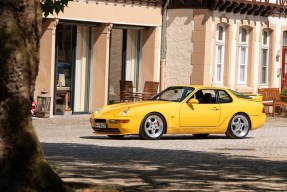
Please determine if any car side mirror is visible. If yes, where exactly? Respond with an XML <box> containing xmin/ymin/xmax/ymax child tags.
<box><xmin>188</xmin><ymin>98</ymin><xmax>199</xmax><ymax>107</ymax></box>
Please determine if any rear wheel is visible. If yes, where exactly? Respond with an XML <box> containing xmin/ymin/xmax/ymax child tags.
<box><xmin>226</xmin><ymin>114</ymin><xmax>250</xmax><ymax>139</ymax></box>
<box><xmin>107</xmin><ymin>135</ymin><xmax>125</xmax><ymax>139</ymax></box>
<box><xmin>139</xmin><ymin>113</ymin><xmax>166</xmax><ymax>140</ymax></box>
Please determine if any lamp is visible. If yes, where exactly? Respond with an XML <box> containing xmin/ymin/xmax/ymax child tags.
<box><xmin>36</xmin><ymin>90</ymin><xmax>51</xmax><ymax>118</ymax></box>
<box><xmin>276</xmin><ymin>50</ymin><xmax>280</xmax><ymax>62</ymax></box>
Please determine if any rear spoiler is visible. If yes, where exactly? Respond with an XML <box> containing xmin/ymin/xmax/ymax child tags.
<box><xmin>243</xmin><ymin>94</ymin><xmax>263</xmax><ymax>102</ymax></box>
<box><xmin>251</xmin><ymin>95</ymin><xmax>263</xmax><ymax>102</ymax></box>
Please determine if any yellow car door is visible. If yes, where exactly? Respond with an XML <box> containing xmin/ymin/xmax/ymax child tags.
<box><xmin>179</xmin><ymin>89</ymin><xmax>221</xmax><ymax>128</ymax></box>
<box><xmin>179</xmin><ymin>102</ymin><xmax>220</xmax><ymax>127</ymax></box>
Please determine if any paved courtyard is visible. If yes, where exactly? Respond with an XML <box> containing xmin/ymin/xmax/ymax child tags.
<box><xmin>33</xmin><ymin>115</ymin><xmax>287</xmax><ymax>191</ymax></box>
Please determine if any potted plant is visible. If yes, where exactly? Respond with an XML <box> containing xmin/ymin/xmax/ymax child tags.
<box><xmin>280</xmin><ymin>87</ymin><xmax>287</xmax><ymax>102</ymax></box>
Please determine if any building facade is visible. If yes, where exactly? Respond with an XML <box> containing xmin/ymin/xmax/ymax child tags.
<box><xmin>37</xmin><ymin>0</ymin><xmax>162</xmax><ymax>116</ymax></box>
<box><xmin>36</xmin><ymin>0</ymin><xmax>287</xmax><ymax>116</ymax></box>
<box><xmin>165</xmin><ymin>0</ymin><xmax>287</xmax><ymax>94</ymax></box>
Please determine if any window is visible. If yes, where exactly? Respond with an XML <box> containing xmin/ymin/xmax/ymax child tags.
<box><xmin>218</xmin><ymin>90</ymin><xmax>232</xmax><ymax>103</ymax></box>
<box><xmin>194</xmin><ymin>90</ymin><xmax>216</xmax><ymax>104</ymax></box>
<box><xmin>215</xmin><ymin>25</ymin><xmax>225</xmax><ymax>84</ymax></box>
<box><xmin>154</xmin><ymin>86</ymin><xmax>195</xmax><ymax>102</ymax></box>
<box><xmin>229</xmin><ymin>89</ymin><xmax>252</xmax><ymax>99</ymax></box>
<box><xmin>218</xmin><ymin>25</ymin><xmax>224</xmax><ymax>41</ymax></box>
<box><xmin>261</xmin><ymin>30</ymin><xmax>269</xmax><ymax>85</ymax></box>
<box><xmin>241</xmin><ymin>28</ymin><xmax>247</xmax><ymax>42</ymax></box>
<box><xmin>263</xmin><ymin>31</ymin><xmax>268</xmax><ymax>45</ymax></box>
<box><xmin>238</xmin><ymin>27</ymin><xmax>249</xmax><ymax>84</ymax></box>
<box><xmin>283</xmin><ymin>31</ymin><xmax>287</xmax><ymax>46</ymax></box>
<box><xmin>109</xmin><ymin>28</ymin><xmax>142</xmax><ymax>103</ymax></box>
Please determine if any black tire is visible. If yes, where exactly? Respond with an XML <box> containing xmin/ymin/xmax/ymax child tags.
<box><xmin>139</xmin><ymin>113</ymin><xmax>166</xmax><ymax>140</ymax></box>
<box><xmin>226</xmin><ymin>113</ymin><xmax>250</xmax><ymax>139</ymax></box>
<box><xmin>107</xmin><ymin>135</ymin><xmax>125</xmax><ymax>139</ymax></box>
<box><xmin>192</xmin><ymin>134</ymin><xmax>209</xmax><ymax>138</ymax></box>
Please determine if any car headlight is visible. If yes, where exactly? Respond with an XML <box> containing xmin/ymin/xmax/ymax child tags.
<box><xmin>120</xmin><ymin>108</ymin><xmax>130</xmax><ymax>116</ymax></box>
<box><xmin>95</xmin><ymin>107</ymin><xmax>103</xmax><ymax>114</ymax></box>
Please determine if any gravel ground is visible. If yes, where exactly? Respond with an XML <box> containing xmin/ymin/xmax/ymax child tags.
<box><xmin>33</xmin><ymin>115</ymin><xmax>287</xmax><ymax>191</ymax></box>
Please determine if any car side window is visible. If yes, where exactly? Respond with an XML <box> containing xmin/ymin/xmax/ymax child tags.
<box><xmin>218</xmin><ymin>90</ymin><xmax>233</xmax><ymax>103</ymax></box>
<box><xmin>195</xmin><ymin>89</ymin><xmax>216</xmax><ymax>104</ymax></box>
<box><xmin>194</xmin><ymin>90</ymin><xmax>204</xmax><ymax>103</ymax></box>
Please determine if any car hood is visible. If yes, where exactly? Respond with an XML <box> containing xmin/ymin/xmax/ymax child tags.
<box><xmin>97</xmin><ymin>101</ymin><xmax>169</xmax><ymax>115</ymax></box>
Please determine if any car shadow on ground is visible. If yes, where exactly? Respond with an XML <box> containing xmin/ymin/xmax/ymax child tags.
<box><xmin>41</xmin><ymin>142</ymin><xmax>287</xmax><ymax>191</ymax></box>
<box><xmin>79</xmin><ymin>135</ymin><xmax>253</xmax><ymax>140</ymax></box>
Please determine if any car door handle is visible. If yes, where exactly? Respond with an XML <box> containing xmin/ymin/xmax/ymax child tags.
<box><xmin>211</xmin><ymin>107</ymin><xmax>219</xmax><ymax>111</ymax></box>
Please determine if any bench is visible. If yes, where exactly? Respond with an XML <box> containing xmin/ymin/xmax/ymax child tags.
<box><xmin>258</xmin><ymin>88</ymin><xmax>287</xmax><ymax>117</ymax></box>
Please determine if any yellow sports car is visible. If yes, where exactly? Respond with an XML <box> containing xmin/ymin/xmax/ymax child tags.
<box><xmin>90</xmin><ymin>85</ymin><xmax>266</xmax><ymax>140</ymax></box>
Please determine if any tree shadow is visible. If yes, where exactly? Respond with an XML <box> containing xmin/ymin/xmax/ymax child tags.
<box><xmin>41</xmin><ymin>142</ymin><xmax>287</xmax><ymax>191</ymax></box>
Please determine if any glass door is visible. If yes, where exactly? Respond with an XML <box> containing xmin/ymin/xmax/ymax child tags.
<box><xmin>54</xmin><ymin>24</ymin><xmax>76</xmax><ymax>115</ymax></box>
<box><xmin>108</xmin><ymin>28</ymin><xmax>142</xmax><ymax>104</ymax></box>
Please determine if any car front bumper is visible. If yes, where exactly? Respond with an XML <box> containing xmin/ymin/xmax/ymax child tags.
<box><xmin>90</xmin><ymin>114</ymin><xmax>142</xmax><ymax>135</ymax></box>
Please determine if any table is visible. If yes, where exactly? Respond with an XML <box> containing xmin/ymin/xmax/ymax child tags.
<box><xmin>57</xmin><ymin>86</ymin><xmax>70</xmax><ymax>111</ymax></box>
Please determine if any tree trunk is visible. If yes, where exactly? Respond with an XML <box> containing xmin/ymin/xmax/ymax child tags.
<box><xmin>0</xmin><ymin>1</ymin><xmax>67</xmax><ymax>191</ymax></box>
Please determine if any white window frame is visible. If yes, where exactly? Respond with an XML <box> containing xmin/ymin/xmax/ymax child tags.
<box><xmin>214</xmin><ymin>24</ymin><xmax>225</xmax><ymax>84</ymax></box>
<box><xmin>261</xmin><ymin>30</ymin><xmax>269</xmax><ymax>85</ymax></box>
<box><xmin>237</xmin><ymin>27</ymin><xmax>249</xmax><ymax>85</ymax></box>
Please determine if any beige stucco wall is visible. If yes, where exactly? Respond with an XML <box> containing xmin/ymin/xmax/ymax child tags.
<box><xmin>165</xmin><ymin>9</ymin><xmax>193</xmax><ymax>87</ymax></box>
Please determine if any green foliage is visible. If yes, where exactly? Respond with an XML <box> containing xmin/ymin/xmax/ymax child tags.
<box><xmin>280</xmin><ymin>87</ymin><xmax>287</xmax><ymax>102</ymax></box>
<box><xmin>41</xmin><ymin>0</ymin><xmax>73</xmax><ymax>17</ymax></box>
<box><xmin>50</xmin><ymin>162</ymin><xmax>61</xmax><ymax>175</ymax></box>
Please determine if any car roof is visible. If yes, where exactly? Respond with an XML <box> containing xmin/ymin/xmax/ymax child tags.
<box><xmin>172</xmin><ymin>85</ymin><xmax>228</xmax><ymax>90</ymax></box>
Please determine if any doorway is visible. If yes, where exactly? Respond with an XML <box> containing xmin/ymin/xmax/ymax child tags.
<box><xmin>108</xmin><ymin>28</ymin><xmax>142</xmax><ymax>103</ymax></box>
<box><xmin>54</xmin><ymin>24</ymin><xmax>75</xmax><ymax>115</ymax></box>
<box><xmin>282</xmin><ymin>48</ymin><xmax>287</xmax><ymax>90</ymax></box>
<box><xmin>54</xmin><ymin>24</ymin><xmax>91</xmax><ymax>115</ymax></box>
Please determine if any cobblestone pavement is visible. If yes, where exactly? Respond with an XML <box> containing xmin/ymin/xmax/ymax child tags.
<box><xmin>33</xmin><ymin>115</ymin><xmax>287</xmax><ymax>191</ymax></box>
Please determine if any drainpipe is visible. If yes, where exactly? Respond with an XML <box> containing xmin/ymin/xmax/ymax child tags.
<box><xmin>160</xmin><ymin>0</ymin><xmax>170</xmax><ymax>91</ymax></box>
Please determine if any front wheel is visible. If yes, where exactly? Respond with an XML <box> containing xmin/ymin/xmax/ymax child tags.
<box><xmin>226</xmin><ymin>114</ymin><xmax>250</xmax><ymax>139</ymax></box>
<box><xmin>139</xmin><ymin>113</ymin><xmax>166</xmax><ymax>140</ymax></box>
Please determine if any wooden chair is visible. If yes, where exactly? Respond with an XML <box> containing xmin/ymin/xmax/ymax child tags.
<box><xmin>140</xmin><ymin>81</ymin><xmax>159</xmax><ymax>100</ymax></box>
<box><xmin>119</xmin><ymin>80</ymin><xmax>137</xmax><ymax>102</ymax></box>
<box><xmin>258</xmin><ymin>88</ymin><xmax>287</xmax><ymax>116</ymax></box>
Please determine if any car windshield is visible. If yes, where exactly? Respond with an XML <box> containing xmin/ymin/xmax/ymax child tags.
<box><xmin>151</xmin><ymin>86</ymin><xmax>195</xmax><ymax>102</ymax></box>
<box><xmin>229</xmin><ymin>89</ymin><xmax>252</xmax><ymax>99</ymax></box>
